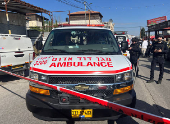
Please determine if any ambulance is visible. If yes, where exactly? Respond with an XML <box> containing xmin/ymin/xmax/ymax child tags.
<box><xmin>26</xmin><ymin>27</ymin><xmax>136</xmax><ymax>124</ymax></box>
<box><xmin>114</xmin><ymin>31</ymin><xmax>131</xmax><ymax>58</ymax></box>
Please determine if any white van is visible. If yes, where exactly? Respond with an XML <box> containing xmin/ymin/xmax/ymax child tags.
<box><xmin>0</xmin><ymin>34</ymin><xmax>34</xmax><ymax>76</ymax></box>
<box><xmin>114</xmin><ymin>31</ymin><xmax>130</xmax><ymax>58</ymax></box>
<box><xmin>26</xmin><ymin>27</ymin><xmax>136</xmax><ymax>124</ymax></box>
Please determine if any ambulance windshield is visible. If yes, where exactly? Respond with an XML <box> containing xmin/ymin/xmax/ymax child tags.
<box><xmin>43</xmin><ymin>29</ymin><xmax>120</xmax><ymax>55</ymax></box>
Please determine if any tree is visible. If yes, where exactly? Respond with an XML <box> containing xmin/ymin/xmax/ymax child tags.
<box><xmin>54</xmin><ymin>16</ymin><xmax>58</xmax><ymax>28</ymax></box>
<box><xmin>141</xmin><ymin>28</ymin><xmax>145</xmax><ymax>38</ymax></box>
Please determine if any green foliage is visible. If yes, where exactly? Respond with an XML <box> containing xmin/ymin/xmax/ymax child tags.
<box><xmin>141</xmin><ymin>28</ymin><xmax>145</xmax><ymax>38</ymax></box>
<box><xmin>54</xmin><ymin>20</ymin><xmax>58</xmax><ymax>28</ymax></box>
<box><xmin>30</xmin><ymin>26</ymin><xmax>43</xmax><ymax>32</ymax></box>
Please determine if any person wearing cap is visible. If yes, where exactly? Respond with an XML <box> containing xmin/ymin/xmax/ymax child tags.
<box><xmin>147</xmin><ymin>34</ymin><xmax>168</xmax><ymax>84</ymax></box>
<box><xmin>128</xmin><ymin>37</ymin><xmax>141</xmax><ymax>77</ymax></box>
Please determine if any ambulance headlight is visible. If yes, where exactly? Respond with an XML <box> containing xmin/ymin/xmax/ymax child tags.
<box><xmin>124</xmin><ymin>72</ymin><xmax>132</xmax><ymax>81</ymax></box>
<box><xmin>116</xmin><ymin>71</ymin><xmax>132</xmax><ymax>82</ymax></box>
<box><xmin>39</xmin><ymin>74</ymin><xmax>48</xmax><ymax>82</ymax></box>
<box><xmin>30</xmin><ymin>72</ymin><xmax>47</xmax><ymax>82</ymax></box>
<box><xmin>30</xmin><ymin>72</ymin><xmax>38</xmax><ymax>80</ymax></box>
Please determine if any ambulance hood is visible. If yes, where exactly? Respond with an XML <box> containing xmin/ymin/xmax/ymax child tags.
<box><xmin>30</xmin><ymin>55</ymin><xmax>131</xmax><ymax>75</ymax></box>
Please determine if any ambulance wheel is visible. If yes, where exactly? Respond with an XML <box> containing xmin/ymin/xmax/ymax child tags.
<box><xmin>66</xmin><ymin>120</ymin><xmax>75</xmax><ymax>124</ymax></box>
<box><xmin>107</xmin><ymin>120</ymin><xmax>115</xmax><ymax>124</ymax></box>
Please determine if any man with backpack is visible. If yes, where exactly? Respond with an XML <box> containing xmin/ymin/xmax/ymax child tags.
<box><xmin>147</xmin><ymin>34</ymin><xmax>168</xmax><ymax>84</ymax></box>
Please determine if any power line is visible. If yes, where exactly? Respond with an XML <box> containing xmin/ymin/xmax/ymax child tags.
<box><xmin>115</xmin><ymin>26</ymin><xmax>144</xmax><ymax>28</ymax></box>
<box><xmin>64</xmin><ymin>0</ymin><xmax>80</xmax><ymax>7</ymax></box>
<box><xmin>94</xmin><ymin>2</ymin><xmax>169</xmax><ymax>10</ymax></box>
<box><xmin>74</xmin><ymin>0</ymin><xmax>83</xmax><ymax>4</ymax></box>
<box><xmin>56</xmin><ymin>0</ymin><xmax>84</xmax><ymax>10</ymax></box>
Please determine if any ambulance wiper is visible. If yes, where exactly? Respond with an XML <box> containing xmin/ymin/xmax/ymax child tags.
<box><xmin>77</xmin><ymin>49</ymin><xmax>103</xmax><ymax>53</ymax></box>
<box><xmin>44</xmin><ymin>49</ymin><xmax>68</xmax><ymax>53</ymax></box>
<box><xmin>77</xmin><ymin>49</ymin><xmax>117</xmax><ymax>55</ymax></box>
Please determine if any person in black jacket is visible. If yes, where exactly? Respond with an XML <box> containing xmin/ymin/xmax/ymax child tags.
<box><xmin>146</xmin><ymin>38</ymin><xmax>152</xmax><ymax>57</ymax></box>
<box><xmin>147</xmin><ymin>34</ymin><xmax>168</xmax><ymax>84</ymax></box>
<box><xmin>129</xmin><ymin>37</ymin><xmax>141</xmax><ymax>77</ymax></box>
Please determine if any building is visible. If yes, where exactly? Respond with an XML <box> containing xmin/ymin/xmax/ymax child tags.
<box><xmin>0</xmin><ymin>0</ymin><xmax>50</xmax><ymax>35</ymax></box>
<box><xmin>26</xmin><ymin>14</ymin><xmax>49</xmax><ymax>27</ymax></box>
<box><xmin>103</xmin><ymin>22</ymin><xmax>115</xmax><ymax>32</ymax></box>
<box><xmin>69</xmin><ymin>11</ymin><xmax>103</xmax><ymax>25</ymax></box>
<box><xmin>0</xmin><ymin>11</ymin><xmax>26</xmax><ymax>34</ymax></box>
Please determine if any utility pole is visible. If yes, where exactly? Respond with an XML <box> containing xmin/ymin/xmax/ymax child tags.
<box><xmin>140</xmin><ymin>26</ymin><xmax>142</xmax><ymax>38</ymax></box>
<box><xmin>3</xmin><ymin>0</ymin><xmax>11</xmax><ymax>34</ymax></box>
<box><xmin>89</xmin><ymin>10</ymin><xmax>90</xmax><ymax>25</ymax></box>
<box><xmin>84</xmin><ymin>1</ymin><xmax>87</xmax><ymax>24</ymax></box>
<box><xmin>69</xmin><ymin>10</ymin><xmax>70</xmax><ymax>24</ymax></box>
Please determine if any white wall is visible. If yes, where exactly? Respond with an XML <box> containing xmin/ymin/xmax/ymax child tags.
<box><xmin>29</xmin><ymin>21</ymin><xmax>42</xmax><ymax>27</ymax></box>
<box><xmin>70</xmin><ymin>20</ymin><xmax>102</xmax><ymax>24</ymax></box>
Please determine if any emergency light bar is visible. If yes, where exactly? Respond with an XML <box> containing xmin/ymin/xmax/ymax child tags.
<box><xmin>114</xmin><ymin>31</ymin><xmax>128</xmax><ymax>35</ymax></box>
<box><xmin>58</xmin><ymin>24</ymin><xmax>105</xmax><ymax>27</ymax></box>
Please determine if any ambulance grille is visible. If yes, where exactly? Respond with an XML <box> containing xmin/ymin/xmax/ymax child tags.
<box><xmin>48</xmin><ymin>76</ymin><xmax>115</xmax><ymax>84</ymax></box>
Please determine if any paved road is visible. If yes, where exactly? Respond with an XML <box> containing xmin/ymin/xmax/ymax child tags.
<box><xmin>0</xmin><ymin>57</ymin><xmax>170</xmax><ymax>124</ymax></box>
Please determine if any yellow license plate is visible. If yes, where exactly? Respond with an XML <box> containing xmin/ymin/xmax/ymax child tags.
<box><xmin>71</xmin><ymin>109</ymin><xmax>93</xmax><ymax>118</ymax></box>
<box><xmin>12</xmin><ymin>65</ymin><xmax>23</xmax><ymax>69</ymax></box>
<box><xmin>123</xmin><ymin>54</ymin><xmax>127</xmax><ymax>56</ymax></box>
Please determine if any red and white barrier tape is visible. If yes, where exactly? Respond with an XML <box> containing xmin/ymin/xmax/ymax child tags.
<box><xmin>0</xmin><ymin>68</ymin><xmax>170</xmax><ymax>124</ymax></box>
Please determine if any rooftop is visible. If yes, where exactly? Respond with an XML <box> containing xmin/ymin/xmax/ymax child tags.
<box><xmin>0</xmin><ymin>0</ymin><xmax>51</xmax><ymax>15</ymax></box>
<box><xmin>26</xmin><ymin>13</ymin><xmax>49</xmax><ymax>20</ymax></box>
<box><xmin>69</xmin><ymin>11</ymin><xmax>103</xmax><ymax>17</ymax></box>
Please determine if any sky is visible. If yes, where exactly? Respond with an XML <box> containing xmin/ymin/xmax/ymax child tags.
<box><xmin>24</xmin><ymin>0</ymin><xmax>170</xmax><ymax>36</ymax></box>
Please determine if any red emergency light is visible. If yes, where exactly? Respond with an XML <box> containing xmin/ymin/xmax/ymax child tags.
<box><xmin>58</xmin><ymin>24</ymin><xmax>104</xmax><ymax>27</ymax></box>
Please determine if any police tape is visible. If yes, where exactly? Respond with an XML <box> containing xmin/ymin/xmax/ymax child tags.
<box><xmin>1</xmin><ymin>69</ymin><xmax>170</xmax><ymax>124</ymax></box>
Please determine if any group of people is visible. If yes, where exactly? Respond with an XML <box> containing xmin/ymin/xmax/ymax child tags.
<box><xmin>128</xmin><ymin>34</ymin><xmax>168</xmax><ymax>84</ymax></box>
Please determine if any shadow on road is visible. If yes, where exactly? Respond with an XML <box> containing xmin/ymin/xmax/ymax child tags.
<box><xmin>137</xmin><ymin>75</ymin><xmax>158</xmax><ymax>83</ymax></box>
<box><xmin>115</xmin><ymin>99</ymin><xmax>170</xmax><ymax>124</ymax></box>
<box><xmin>139</xmin><ymin>57</ymin><xmax>152</xmax><ymax>63</ymax></box>
<box><xmin>0</xmin><ymin>84</ymin><xmax>25</xmax><ymax>99</ymax></box>
<box><xmin>140</xmin><ymin>64</ymin><xmax>170</xmax><ymax>75</ymax></box>
<box><xmin>0</xmin><ymin>70</ymin><xmax>29</xmax><ymax>83</ymax></box>
<box><xmin>137</xmin><ymin>75</ymin><xmax>150</xmax><ymax>81</ymax></box>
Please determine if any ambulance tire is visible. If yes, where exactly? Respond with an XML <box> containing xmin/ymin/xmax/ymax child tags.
<box><xmin>26</xmin><ymin>103</ymin><xmax>39</xmax><ymax>113</ymax></box>
<box><xmin>107</xmin><ymin>120</ymin><xmax>115</xmax><ymax>124</ymax></box>
<box><xmin>119</xmin><ymin>93</ymin><xmax>136</xmax><ymax>119</ymax></box>
<box><xmin>66</xmin><ymin>120</ymin><xmax>75</xmax><ymax>124</ymax></box>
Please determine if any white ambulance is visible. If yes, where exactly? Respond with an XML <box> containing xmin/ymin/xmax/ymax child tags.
<box><xmin>0</xmin><ymin>34</ymin><xmax>34</xmax><ymax>76</ymax></box>
<box><xmin>26</xmin><ymin>27</ymin><xmax>136</xmax><ymax>124</ymax></box>
<box><xmin>114</xmin><ymin>31</ymin><xmax>130</xmax><ymax>58</ymax></box>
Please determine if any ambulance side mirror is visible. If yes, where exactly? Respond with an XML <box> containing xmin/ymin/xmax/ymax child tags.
<box><xmin>36</xmin><ymin>40</ymin><xmax>43</xmax><ymax>50</ymax></box>
<box><xmin>121</xmin><ymin>41</ymin><xmax>128</xmax><ymax>53</ymax></box>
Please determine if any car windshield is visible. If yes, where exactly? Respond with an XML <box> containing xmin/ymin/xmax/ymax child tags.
<box><xmin>116</xmin><ymin>36</ymin><xmax>126</xmax><ymax>43</ymax></box>
<box><xmin>43</xmin><ymin>29</ymin><xmax>120</xmax><ymax>55</ymax></box>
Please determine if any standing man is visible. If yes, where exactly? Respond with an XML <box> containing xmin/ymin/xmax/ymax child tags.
<box><xmin>147</xmin><ymin>34</ymin><xmax>168</xmax><ymax>84</ymax></box>
<box><xmin>129</xmin><ymin>37</ymin><xmax>141</xmax><ymax>77</ymax></box>
<box><xmin>142</xmin><ymin>38</ymin><xmax>148</xmax><ymax>57</ymax></box>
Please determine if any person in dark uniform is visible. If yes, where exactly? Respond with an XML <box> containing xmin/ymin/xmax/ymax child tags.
<box><xmin>147</xmin><ymin>34</ymin><xmax>168</xmax><ymax>84</ymax></box>
<box><xmin>146</xmin><ymin>38</ymin><xmax>152</xmax><ymax>57</ymax></box>
<box><xmin>128</xmin><ymin>37</ymin><xmax>141</xmax><ymax>77</ymax></box>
